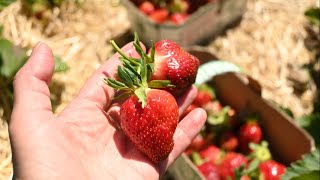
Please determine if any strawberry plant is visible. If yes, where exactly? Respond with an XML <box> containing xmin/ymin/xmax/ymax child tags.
<box><xmin>282</xmin><ymin>148</ymin><xmax>320</xmax><ymax>180</ymax></box>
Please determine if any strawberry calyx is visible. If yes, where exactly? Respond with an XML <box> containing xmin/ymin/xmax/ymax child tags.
<box><xmin>248</xmin><ymin>141</ymin><xmax>272</xmax><ymax>162</ymax></box>
<box><xmin>104</xmin><ymin>33</ymin><xmax>175</xmax><ymax>107</ymax></box>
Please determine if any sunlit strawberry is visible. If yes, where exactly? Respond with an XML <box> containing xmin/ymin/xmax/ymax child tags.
<box><xmin>259</xmin><ymin>160</ymin><xmax>286</xmax><ymax>180</ymax></box>
<box><xmin>198</xmin><ymin>162</ymin><xmax>221</xmax><ymax>180</ymax></box>
<box><xmin>139</xmin><ymin>1</ymin><xmax>155</xmax><ymax>15</ymax></box>
<box><xmin>219</xmin><ymin>152</ymin><xmax>248</xmax><ymax>180</ymax></box>
<box><xmin>239</xmin><ymin>122</ymin><xmax>263</xmax><ymax>154</ymax></box>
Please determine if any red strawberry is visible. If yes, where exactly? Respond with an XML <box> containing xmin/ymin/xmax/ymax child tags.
<box><xmin>181</xmin><ymin>103</ymin><xmax>198</xmax><ymax>119</ymax></box>
<box><xmin>199</xmin><ymin>145</ymin><xmax>222</xmax><ymax>164</ymax></box>
<box><xmin>139</xmin><ymin>1</ymin><xmax>155</xmax><ymax>15</ymax></box>
<box><xmin>149</xmin><ymin>9</ymin><xmax>169</xmax><ymax>23</ymax></box>
<box><xmin>106</xmin><ymin>36</ymin><xmax>179</xmax><ymax>163</ymax></box>
<box><xmin>259</xmin><ymin>160</ymin><xmax>286</xmax><ymax>180</ymax></box>
<box><xmin>203</xmin><ymin>101</ymin><xmax>222</xmax><ymax>113</ymax></box>
<box><xmin>193</xmin><ymin>91</ymin><xmax>213</xmax><ymax>107</ymax></box>
<box><xmin>239</xmin><ymin>122</ymin><xmax>263</xmax><ymax>154</ymax></box>
<box><xmin>120</xmin><ymin>89</ymin><xmax>179</xmax><ymax>162</ymax></box>
<box><xmin>219</xmin><ymin>131</ymin><xmax>239</xmax><ymax>151</ymax></box>
<box><xmin>170</xmin><ymin>13</ymin><xmax>188</xmax><ymax>24</ymax></box>
<box><xmin>152</xmin><ymin>40</ymin><xmax>200</xmax><ymax>96</ymax></box>
<box><xmin>240</xmin><ymin>175</ymin><xmax>251</xmax><ymax>180</ymax></box>
<box><xmin>219</xmin><ymin>152</ymin><xmax>248</xmax><ymax>180</ymax></box>
<box><xmin>185</xmin><ymin>133</ymin><xmax>206</xmax><ymax>155</ymax></box>
<box><xmin>198</xmin><ymin>162</ymin><xmax>221</xmax><ymax>180</ymax></box>
<box><xmin>189</xmin><ymin>134</ymin><xmax>206</xmax><ymax>150</ymax></box>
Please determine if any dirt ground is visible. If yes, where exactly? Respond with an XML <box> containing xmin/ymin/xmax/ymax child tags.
<box><xmin>0</xmin><ymin>0</ymin><xmax>318</xmax><ymax>179</ymax></box>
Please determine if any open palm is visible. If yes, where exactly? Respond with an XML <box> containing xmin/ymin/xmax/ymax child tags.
<box><xmin>9</xmin><ymin>42</ymin><xmax>206</xmax><ymax>180</ymax></box>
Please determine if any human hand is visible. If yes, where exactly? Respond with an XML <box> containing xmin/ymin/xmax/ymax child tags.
<box><xmin>9</xmin><ymin>42</ymin><xmax>206</xmax><ymax>180</ymax></box>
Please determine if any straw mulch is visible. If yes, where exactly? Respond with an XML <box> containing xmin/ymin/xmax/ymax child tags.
<box><xmin>0</xmin><ymin>0</ymin><xmax>318</xmax><ymax>179</ymax></box>
<box><xmin>208</xmin><ymin>0</ymin><xmax>318</xmax><ymax>117</ymax></box>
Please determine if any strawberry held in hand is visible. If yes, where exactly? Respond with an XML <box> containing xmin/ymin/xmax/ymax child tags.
<box><xmin>120</xmin><ymin>89</ymin><xmax>178</xmax><ymax>162</ymax></box>
<box><xmin>152</xmin><ymin>40</ymin><xmax>200</xmax><ymax>96</ymax></box>
<box><xmin>105</xmin><ymin>34</ymin><xmax>180</xmax><ymax>163</ymax></box>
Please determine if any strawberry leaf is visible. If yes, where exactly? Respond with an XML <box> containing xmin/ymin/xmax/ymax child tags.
<box><xmin>134</xmin><ymin>86</ymin><xmax>147</xmax><ymax>108</ymax></box>
<box><xmin>147</xmin><ymin>63</ymin><xmax>154</xmax><ymax>81</ymax></box>
<box><xmin>207</xmin><ymin>106</ymin><xmax>230</xmax><ymax>125</ymax></box>
<box><xmin>190</xmin><ymin>152</ymin><xmax>203</xmax><ymax>166</ymax></box>
<box><xmin>121</xmin><ymin>58</ymin><xmax>141</xmax><ymax>78</ymax></box>
<box><xmin>117</xmin><ymin>66</ymin><xmax>134</xmax><ymax>88</ymax></box>
<box><xmin>281</xmin><ymin>148</ymin><xmax>320</xmax><ymax>180</ymax></box>
<box><xmin>243</xmin><ymin>158</ymin><xmax>260</xmax><ymax>175</ymax></box>
<box><xmin>148</xmin><ymin>80</ymin><xmax>175</xmax><ymax>89</ymax></box>
<box><xmin>0</xmin><ymin>38</ymin><xmax>27</xmax><ymax>78</ymax></box>
<box><xmin>53</xmin><ymin>55</ymin><xmax>69</xmax><ymax>72</ymax></box>
<box><xmin>112</xmin><ymin>90</ymin><xmax>132</xmax><ymax>101</ymax></box>
<box><xmin>104</xmin><ymin>78</ymin><xmax>126</xmax><ymax>89</ymax></box>
<box><xmin>149</xmin><ymin>42</ymin><xmax>155</xmax><ymax>63</ymax></box>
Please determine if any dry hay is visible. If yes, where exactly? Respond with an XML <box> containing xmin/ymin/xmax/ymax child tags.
<box><xmin>209</xmin><ymin>0</ymin><xmax>318</xmax><ymax>117</ymax></box>
<box><xmin>0</xmin><ymin>0</ymin><xmax>318</xmax><ymax>179</ymax></box>
<box><xmin>0</xmin><ymin>0</ymin><xmax>129</xmax><ymax>179</ymax></box>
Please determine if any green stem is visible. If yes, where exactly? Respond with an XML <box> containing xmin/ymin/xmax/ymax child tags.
<box><xmin>110</xmin><ymin>40</ymin><xmax>140</xmax><ymax>66</ymax></box>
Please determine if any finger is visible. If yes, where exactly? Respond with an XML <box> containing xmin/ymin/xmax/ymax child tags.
<box><xmin>70</xmin><ymin>42</ymin><xmax>145</xmax><ymax>109</ymax></box>
<box><xmin>159</xmin><ymin>108</ymin><xmax>207</xmax><ymax>174</ymax></box>
<box><xmin>11</xmin><ymin>43</ymin><xmax>54</xmax><ymax>123</ymax></box>
<box><xmin>176</xmin><ymin>85</ymin><xmax>198</xmax><ymax>117</ymax></box>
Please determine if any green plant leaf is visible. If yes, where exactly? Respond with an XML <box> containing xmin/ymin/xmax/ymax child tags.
<box><xmin>190</xmin><ymin>152</ymin><xmax>203</xmax><ymax>166</ymax></box>
<box><xmin>305</xmin><ymin>7</ymin><xmax>320</xmax><ymax>25</ymax></box>
<box><xmin>281</xmin><ymin>149</ymin><xmax>320</xmax><ymax>180</ymax></box>
<box><xmin>54</xmin><ymin>55</ymin><xmax>69</xmax><ymax>73</ymax></box>
<box><xmin>207</xmin><ymin>106</ymin><xmax>230</xmax><ymax>125</ymax></box>
<box><xmin>0</xmin><ymin>0</ymin><xmax>16</xmax><ymax>11</ymax></box>
<box><xmin>134</xmin><ymin>86</ymin><xmax>147</xmax><ymax>108</ymax></box>
<box><xmin>148</xmin><ymin>80</ymin><xmax>175</xmax><ymax>89</ymax></box>
<box><xmin>297</xmin><ymin>113</ymin><xmax>320</xmax><ymax>146</ymax></box>
<box><xmin>0</xmin><ymin>38</ymin><xmax>27</xmax><ymax>78</ymax></box>
<box><xmin>0</xmin><ymin>25</ymin><xmax>3</xmax><ymax>37</ymax></box>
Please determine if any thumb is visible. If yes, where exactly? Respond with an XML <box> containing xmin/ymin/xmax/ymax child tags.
<box><xmin>11</xmin><ymin>42</ymin><xmax>54</xmax><ymax>124</ymax></box>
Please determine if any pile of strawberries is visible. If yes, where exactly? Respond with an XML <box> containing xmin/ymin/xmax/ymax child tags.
<box><xmin>132</xmin><ymin>0</ymin><xmax>217</xmax><ymax>25</ymax></box>
<box><xmin>184</xmin><ymin>84</ymin><xmax>286</xmax><ymax>180</ymax></box>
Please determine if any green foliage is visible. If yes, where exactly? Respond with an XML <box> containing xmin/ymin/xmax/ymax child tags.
<box><xmin>281</xmin><ymin>149</ymin><xmax>320</xmax><ymax>180</ymax></box>
<box><xmin>0</xmin><ymin>36</ymin><xmax>69</xmax><ymax>121</ymax></box>
<box><xmin>207</xmin><ymin>106</ymin><xmax>230</xmax><ymax>125</ymax></box>
<box><xmin>54</xmin><ymin>55</ymin><xmax>69</xmax><ymax>72</ymax></box>
<box><xmin>0</xmin><ymin>0</ymin><xmax>16</xmax><ymax>11</ymax></box>
<box><xmin>0</xmin><ymin>38</ymin><xmax>27</xmax><ymax>78</ymax></box>
<box><xmin>105</xmin><ymin>33</ymin><xmax>174</xmax><ymax>106</ymax></box>
<box><xmin>305</xmin><ymin>7</ymin><xmax>320</xmax><ymax>26</ymax></box>
<box><xmin>297</xmin><ymin>113</ymin><xmax>320</xmax><ymax>148</ymax></box>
